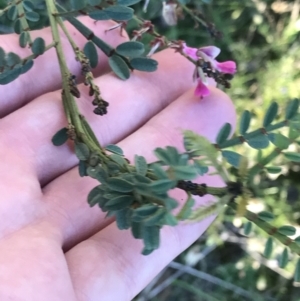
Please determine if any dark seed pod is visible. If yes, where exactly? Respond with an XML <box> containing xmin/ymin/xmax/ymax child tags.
<box><xmin>89</xmin><ymin>86</ymin><xmax>94</xmax><ymax>96</ymax></box>
<box><xmin>94</xmin><ymin>107</ymin><xmax>107</xmax><ymax>115</ymax></box>
<box><xmin>224</xmin><ymin>73</ymin><xmax>234</xmax><ymax>80</ymax></box>
<box><xmin>102</xmin><ymin>100</ymin><xmax>109</xmax><ymax>107</ymax></box>
<box><xmin>92</xmin><ymin>98</ymin><xmax>99</xmax><ymax>106</ymax></box>
<box><xmin>224</xmin><ymin>82</ymin><xmax>231</xmax><ymax>89</ymax></box>
<box><xmin>70</xmin><ymin>87</ymin><xmax>81</xmax><ymax>98</ymax></box>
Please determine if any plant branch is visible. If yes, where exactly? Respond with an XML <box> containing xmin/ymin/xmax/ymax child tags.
<box><xmin>45</xmin><ymin>0</ymin><xmax>99</xmax><ymax>154</ymax></box>
<box><xmin>176</xmin><ymin>2</ymin><xmax>222</xmax><ymax>38</ymax></box>
<box><xmin>0</xmin><ymin>1</ymin><xmax>13</xmax><ymax>17</ymax></box>
<box><xmin>218</xmin><ymin>120</ymin><xmax>288</xmax><ymax>149</ymax></box>
<box><xmin>228</xmin><ymin>202</ymin><xmax>300</xmax><ymax>256</ymax></box>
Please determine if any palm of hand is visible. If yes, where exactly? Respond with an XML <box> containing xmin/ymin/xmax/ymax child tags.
<box><xmin>0</xmin><ymin>18</ymin><xmax>236</xmax><ymax>301</ymax></box>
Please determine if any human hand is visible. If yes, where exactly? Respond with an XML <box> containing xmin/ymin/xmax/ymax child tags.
<box><xmin>0</xmin><ymin>17</ymin><xmax>236</xmax><ymax>301</ymax></box>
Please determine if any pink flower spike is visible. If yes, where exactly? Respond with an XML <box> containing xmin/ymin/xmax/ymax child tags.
<box><xmin>215</xmin><ymin>61</ymin><xmax>237</xmax><ymax>74</ymax></box>
<box><xmin>199</xmin><ymin>46</ymin><xmax>220</xmax><ymax>59</ymax></box>
<box><xmin>194</xmin><ymin>80</ymin><xmax>210</xmax><ymax>97</ymax></box>
<box><xmin>182</xmin><ymin>43</ymin><xmax>198</xmax><ymax>61</ymax></box>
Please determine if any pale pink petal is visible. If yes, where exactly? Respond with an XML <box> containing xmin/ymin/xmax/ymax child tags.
<box><xmin>194</xmin><ymin>80</ymin><xmax>210</xmax><ymax>97</ymax></box>
<box><xmin>215</xmin><ymin>61</ymin><xmax>236</xmax><ymax>74</ymax></box>
<box><xmin>199</xmin><ymin>46</ymin><xmax>220</xmax><ymax>59</ymax></box>
<box><xmin>182</xmin><ymin>43</ymin><xmax>198</xmax><ymax>61</ymax></box>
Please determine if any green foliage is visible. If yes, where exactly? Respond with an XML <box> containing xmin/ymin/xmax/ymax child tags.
<box><xmin>51</xmin><ymin>128</ymin><xmax>68</xmax><ymax>146</ymax></box>
<box><xmin>1</xmin><ymin>0</ymin><xmax>300</xmax><ymax>297</ymax></box>
<box><xmin>150</xmin><ymin>163</ymin><xmax>168</xmax><ymax>179</ymax></box>
<box><xmin>74</xmin><ymin>142</ymin><xmax>90</xmax><ymax>160</ymax></box>
<box><xmin>117</xmin><ymin>0</ymin><xmax>141</xmax><ymax>5</ymax></box>
<box><xmin>295</xmin><ymin>259</ymin><xmax>300</xmax><ymax>283</ymax></box>
<box><xmin>265</xmin><ymin>166</ymin><xmax>281</xmax><ymax>174</ymax></box>
<box><xmin>105</xmin><ymin>144</ymin><xmax>124</xmax><ymax>156</ymax></box>
<box><xmin>216</xmin><ymin>122</ymin><xmax>232</xmax><ymax>145</ymax></box>
<box><xmin>134</xmin><ymin>155</ymin><xmax>147</xmax><ymax>176</ymax></box>
<box><xmin>176</xmin><ymin>196</ymin><xmax>195</xmax><ymax>220</ymax></box>
<box><xmin>25</xmin><ymin>11</ymin><xmax>40</xmax><ymax>22</ymax></box>
<box><xmin>286</xmin><ymin>99</ymin><xmax>300</xmax><ymax>120</ymax></box>
<box><xmin>107</xmin><ymin>177</ymin><xmax>133</xmax><ymax>193</ymax></box>
<box><xmin>109</xmin><ymin>54</ymin><xmax>130</xmax><ymax>80</ymax></box>
<box><xmin>268</xmin><ymin>133</ymin><xmax>290</xmax><ymax>149</ymax></box>
<box><xmin>278</xmin><ymin>248</ymin><xmax>289</xmax><ymax>269</ymax></box>
<box><xmin>0</xmin><ymin>58</ymin><xmax>34</xmax><ymax>85</ymax></box>
<box><xmin>221</xmin><ymin>150</ymin><xmax>242</xmax><ymax>168</ymax></box>
<box><xmin>70</xmin><ymin>0</ymin><xmax>86</xmax><ymax>11</ymax></box>
<box><xmin>23</xmin><ymin>1</ymin><xmax>35</xmax><ymax>12</ymax></box>
<box><xmin>109</xmin><ymin>153</ymin><xmax>127</xmax><ymax>167</ymax></box>
<box><xmin>247</xmin><ymin>135</ymin><xmax>269</xmax><ymax>149</ymax></box>
<box><xmin>116</xmin><ymin>41</ymin><xmax>145</xmax><ymax>58</ymax></box>
<box><xmin>184</xmin><ymin>130</ymin><xmax>218</xmax><ymax>160</ymax></box>
<box><xmin>89</xmin><ymin>5</ymin><xmax>134</xmax><ymax>21</ymax></box>
<box><xmin>83</xmin><ymin>41</ymin><xmax>98</xmax><ymax>68</ymax></box>
<box><xmin>78</xmin><ymin>160</ymin><xmax>87</xmax><ymax>177</ymax></box>
<box><xmin>105</xmin><ymin>195</ymin><xmax>133</xmax><ymax>210</ymax></box>
<box><xmin>32</xmin><ymin>37</ymin><xmax>45</xmax><ymax>55</ymax></box>
<box><xmin>87</xmin><ymin>185</ymin><xmax>103</xmax><ymax>207</ymax></box>
<box><xmin>130</xmin><ymin>57</ymin><xmax>158</xmax><ymax>72</ymax></box>
<box><xmin>284</xmin><ymin>152</ymin><xmax>300</xmax><ymax>163</ymax></box>
<box><xmin>257</xmin><ymin>211</ymin><xmax>274</xmax><ymax>222</ymax></box>
<box><xmin>115</xmin><ymin>208</ymin><xmax>131</xmax><ymax>229</ymax></box>
<box><xmin>86</xmin><ymin>167</ymin><xmax>180</xmax><ymax>254</ymax></box>
<box><xmin>19</xmin><ymin>31</ymin><xmax>29</xmax><ymax>47</ymax></box>
<box><xmin>7</xmin><ymin>6</ymin><xmax>17</xmax><ymax>21</ymax></box>
<box><xmin>278</xmin><ymin>226</ymin><xmax>296</xmax><ymax>236</ymax></box>
<box><xmin>239</xmin><ymin>110</ymin><xmax>251</xmax><ymax>135</ymax></box>
<box><xmin>263</xmin><ymin>237</ymin><xmax>273</xmax><ymax>259</ymax></box>
<box><xmin>263</xmin><ymin>102</ymin><xmax>278</xmax><ymax>127</ymax></box>
<box><xmin>243</xmin><ymin>221</ymin><xmax>252</xmax><ymax>235</ymax></box>
<box><xmin>65</xmin><ymin>15</ymin><xmax>114</xmax><ymax>56</ymax></box>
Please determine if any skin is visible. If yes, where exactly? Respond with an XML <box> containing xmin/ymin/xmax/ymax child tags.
<box><xmin>0</xmin><ymin>17</ymin><xmax>236</xmax><ymax>301</ymax></box>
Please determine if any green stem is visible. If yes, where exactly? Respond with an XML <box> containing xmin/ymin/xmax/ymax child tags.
<box><xmin>0</xmin><ymin>2</ymin><xmax>13</xmax><ymax>17</ymax></box>
<box><xmin>45</xmin><ymin>0</ymin><xmax>97</xmax><ymax>152</ymax></box>
<box><xmin>247</xmin><ymin>148</ymin><xmax>281</xmax><ymax>183</ymax></box>
<box><xmin>176</xmin><ymin>180</ymin><xmax>228</xmax><ymax>197</ymax></box>
<box><xmin>56</xmin><ymin>3</ymin><xmax>114</xmax><ymax>56</ymax></box>
<box><xmin>228</xmin><ymin>202</ymin><xmax>300</xmax><ymax>256</ymax></box>
<box><xmin>56</xmin><ymin>16</ymin><xmax>78</xmax><ymax>51</ymax></box>
<box><xmin>61</xmin><ymin>91</ymin><xmax>72</xmax><ymax>124</ymax></box>
<box><xmin>177</xmin><ymin>2</ymin><xmax>207</xmax><ymax>28</ymax></box>
<box><xmin>5</xmin><ymin>42</ymin><xmax>56</xmax><ymax>71</ymax></box>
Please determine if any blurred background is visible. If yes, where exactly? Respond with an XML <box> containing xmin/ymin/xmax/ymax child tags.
<box><xmin>1</xmin><ymin>0</ymin><xmax>300</xmax><ymax>300</ymax></box>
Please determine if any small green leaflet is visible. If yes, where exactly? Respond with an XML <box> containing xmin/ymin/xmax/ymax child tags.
<box><xmin>105</xmin><ymin>144</ymin><xmax>124</xmax><ymax>156</ymax></box>
<box><xmin>109</xmin><ymin>55</ymin><xmax>130</xmax><ymax>80</ymax></box>
<box><xmin>134</xmin><ymin>155</ymin><xmax>148</xmax><ymax>176</ymax></box>
<box><xmin>51</xmin><ymin>128</ymin><xmax>68</xmax><ymax>146</ymax></box>
<box><xmin>83</xmin><ymin>41</ymin><xmax>98</xmax><ymax>68</ymax></box>
<box><xmin>116</xmin><ymin>41</ymin><xmax>145</xmax><ymax>58</ymax></box>
<box><xmin>130</xmin><ymin>57</ymin><xmax>158</xmax><ymax>72</ymax></box>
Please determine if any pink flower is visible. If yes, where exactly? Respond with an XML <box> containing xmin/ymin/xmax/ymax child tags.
<box><xmin>194</xmin><ymin>79</ymin><xmax>210</xmax><ymax>97</ymax></box>
<box><xmin>182</xmin><ymin>43</ymin><xmax>236</xmax><ymax>97</ymax></box>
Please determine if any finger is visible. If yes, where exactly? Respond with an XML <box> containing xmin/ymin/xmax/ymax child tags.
<box><xmin>0</xmin><ymin>222</ymin><xmax>77</xmax><ymax>301</ymax></box>
<box><xmin>63</xmin><ymin>86</ymin><xmax>236</xmax><ymax>301</ymax></box>
<box><xmin>0</xmin><ymin>49</ymin><xmax>195</xmax><ymax>185</ymax></box>
<box><xmin>0</xmin><ymin>17</ymin><xmax>128</xmax><ymax>117</ymax></box>
<box><xmin>43</xmin><ymin>85</ymin><xmax>234</xmax><ymax>248</ymax></box>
